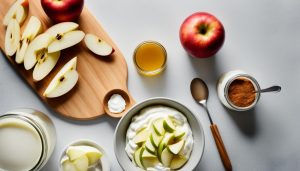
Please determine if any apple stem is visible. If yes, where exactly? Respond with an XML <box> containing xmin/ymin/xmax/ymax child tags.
<box><xmin>199</xmin><ymin>25</ymin><xmax>207</xmax><ymax>35</ymax></box>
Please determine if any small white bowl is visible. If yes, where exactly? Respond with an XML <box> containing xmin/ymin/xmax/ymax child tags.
<box><xmin>59</xmin><ymin>139</ymin><xmax>110</xmax><ymax>171</ymax></box>
<box><xmin>114</xmin><ymin>97</ymin><xmax>205</xmax><ymax>171</ymax></box>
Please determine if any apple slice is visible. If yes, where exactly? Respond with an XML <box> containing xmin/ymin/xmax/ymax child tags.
<box><xmin>73</xmin><ymin>155</ymin><xmax>88</xmax><ymax>171</ymax></box>
<box><xmin>158</xmin><ymin>133</ymin><xmax>174</xmax><ymax>161</ymax></box>
<box><xmin>153</xmin><ymin>118</ymin><xmax>165</xmax><ymax>136</ymax></box>
<box><xmin>45</xmin><ymin>22</ymin><xmax>84</xmax><ymax>53</ymax></box>
<box><xmin>168</xmin><ymin>139</ymin><xmax>185</xmax><ymax>155</ymax></box>
<box><xmin>133</xmin><ymin>128</ymin><xmax>150</xmax><ymax>145</ymax></box>
<box><xmin>62</xmin><ymin>160</ymin><xmax>77</xmax><ymax>171</ymax></box>
<box><xmin>161</xmin><ymin>148</ymin><xmax>173</xmax><ymax>167</ymax></box>
<box><xmin>16</xmin><ymin>16</ymin><xmax>43</xmax><ymax>64</ymax></box>
<box><xmin>5</xmin><ymin>19</ymin><xmax>20</xmax><ymax>56</ymax></box>
<box><xmin>170</xmin><ymin>155</ymin><xmax>188</xmax><ymax>169</ymax></box>
<box><xmin>141</xmin><ymin>150</ymin><xmax>159</xmax><ymax>169</ymax></box>
<box><xmin>174</xmin><ymin>128</ymin><xmax>186</xmax><ymax>140</ymax></box>
<box><xmin>32</xmin><ymin>51</ymin><xmax>60</xmax><ymax>81</ymax></box>
<box><xmin>24</xmin><ymin>33</ymin><xmax>53</xmax><ymax>70</ymax></box>
<box><xmin>66</xmin><ymin>145</ymin><xmax>102</xmax><ymax>165</ymax></box>
<box><xmin>150</xmin><ymin>132</ymin><xmax>163</xmax><ymax>148</ymax></box>
<box><xmin>46</xmin><ymin>22</ymin><xmax>79</xmax><ymax>38</ymax></box>
<box><xmin>145</xmin><ymin>138</ymin><xmax>156</xmax><ymax>154</ymax></box>
<box><xmin>163</xmin><ymin>118</ymin><xmax>176</xmax><ymax>133</ymax></box>
<box><xmin>48</xmin><ymin>30</ymin><xmax>85</xmax><ymax>53</ymax></box>
<box><xmin>3</xmin><ymin>0</ymin><xmax>29</xmax><ymax>26</ymax></box>
<box><xmin>84</xmin><ymin>34</ymin><xmax>114</xmax><ymax>56</ymax></box>
<box><xmin>134</xmin><ymin>147</ymin><xmax>144</xmax><ymax>169</ymax></box>
<box><xmin>43</xmin><ymin>57</ymin><xmax>79</xmax><ymax>98</ymax></box>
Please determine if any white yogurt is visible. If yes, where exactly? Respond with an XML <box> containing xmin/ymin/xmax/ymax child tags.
<box><xmin>125</xmin><ymin>105</ymin><xmax>194</xmax><ymax>170</ymax></box>
<box><xmin>108</xmin><ymin>94</ymin><xmax>126</xmax><ymax>113</ymax></box>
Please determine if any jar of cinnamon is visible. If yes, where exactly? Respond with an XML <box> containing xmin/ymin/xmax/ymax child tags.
<box><xmin>217</xmin><ymin>70</ymin><xmax>261</xmax><ymax>111</ymax></box>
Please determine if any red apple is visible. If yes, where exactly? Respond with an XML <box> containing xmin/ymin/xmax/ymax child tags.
<box><xmin>41</xmin><ymin>0</ymin><xmax>84</xmax><ymax>23</ymax></box>
<box><xmin>179</xmin><ymin>12</ymin><xmax>225</xmax><ymax>58</ymax></box>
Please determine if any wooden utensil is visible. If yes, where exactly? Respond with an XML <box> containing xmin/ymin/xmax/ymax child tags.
<box><xmin>190</xmin><ymin>78</ymin><xmax>232</xmax><ymax>171</ymax></box>
<box><xmin>0</xmin><ymin>0</ymin><xmax>135</xmax><ymax>120</ymax></box>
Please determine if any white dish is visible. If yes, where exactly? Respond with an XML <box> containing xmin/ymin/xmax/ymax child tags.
<box><xmin>114</xmin><ymin>97</ymin><xmax>205</xmax><ymax>171</ymax></box>
<box><xmin>59</xmin><ymin>139</ymin><xmax>110</xmax><ymax>171</ymax></box>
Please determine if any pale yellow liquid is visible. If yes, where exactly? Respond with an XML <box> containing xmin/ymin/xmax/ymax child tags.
<box><xmin>134</xmin><ymin>42</ymin><xmax>166</xmax><ymax>76</ymax></box>
<box><xmin>0</xmin><ymin>118</ymin><xmax>42</xmax><ymax>171</ymax></box>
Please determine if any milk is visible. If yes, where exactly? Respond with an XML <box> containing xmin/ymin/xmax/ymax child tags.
<box><xmin>0</xmin><ymin>117</ymin><xmax>43</xmax><ymax>171</ymax></box>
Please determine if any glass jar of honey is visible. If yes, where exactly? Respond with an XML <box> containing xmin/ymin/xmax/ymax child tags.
<box><xmin>133</xmin><ymin>41</ymin><xmax>167</xmax><ymax>76</ymax></box>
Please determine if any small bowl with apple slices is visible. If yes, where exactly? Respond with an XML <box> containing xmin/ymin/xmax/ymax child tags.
<box><xmin>114</xmin><ymin>97</ymin><xmax>205</xmax><ymax>171</ymax></box>
<box><xmin>59</xmin><ymin>139</ymin><xmax>110</xmax><ymax>171</ymax></box>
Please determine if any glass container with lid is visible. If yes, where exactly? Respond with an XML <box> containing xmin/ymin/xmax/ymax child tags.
<box><xmin>0</xmin><ymin>108</ymin><xmax>56</xmax><ymax>171</ymax></box>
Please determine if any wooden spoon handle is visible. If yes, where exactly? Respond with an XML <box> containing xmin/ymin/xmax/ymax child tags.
<box><xmin>210</xmin><ymin>124</ymin><xmax>232</xmax><ymax>171</ymax></box>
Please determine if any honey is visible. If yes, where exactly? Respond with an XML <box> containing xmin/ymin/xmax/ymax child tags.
<box><xmin>133</xmin><ymin>41</ymin><xmax>167</xmax><ymax>76</ymax></box>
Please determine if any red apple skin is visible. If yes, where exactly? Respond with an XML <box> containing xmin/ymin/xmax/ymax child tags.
<box><xmin>180</xmin><ymin>12</ymin><xmax>225</xmax><ymax>58</ymax></box>
<box><xmin>41</xmin><ymin>0</ymin><xmax>84</xmax><ymax>23</ymax></box>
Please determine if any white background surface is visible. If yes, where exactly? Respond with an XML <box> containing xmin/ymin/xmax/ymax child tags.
<box><xmin>1</xmin><ymin>0</ymin><xmax>300</xmax><ymax>170</ymax></box>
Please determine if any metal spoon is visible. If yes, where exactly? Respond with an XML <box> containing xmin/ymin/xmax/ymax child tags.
<box><xmin>190</xmin><ymin>78</ymin><xmax>232</xmax><ymax>171</ymax></box>
<box><xmin>255</xmin><ymin>85</ymin><xmax>281</xmax><ymax>93</ymax></box>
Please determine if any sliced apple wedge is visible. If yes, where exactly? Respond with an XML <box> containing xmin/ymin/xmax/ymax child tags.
<box><xmin>46</xmin><ymin>22</ymin><xmax>79</xmax><ymax>38</ymax></box>
<box><xmin>145</xmin><ymin>138</ymin><xmax>156</xmax><ymax>154</ymax></box>
<box><xmin>141</xmin><ymin>150</ymin><xmax>159</xmax><ymax>168</ymax></box>
<box><xmin>16</xmin><ymin>16</ymin><xmax>42</xmax><ymax>64</ymax></box>
<box><xmin>150</xmin><ymin>132</ymin><xmax>163</xmax><ymax>148</ymax></box>
<box><xmin>168</xmin><ymin>139</ymin><xmax>185</xmax><ymax>155</ymax></box>
<box><xmin>33</xmin><ymin>50</ymin><xmax>60</xmax><ymax>81</ymax></box>
<box><xmin>158</xmin><ymin>133</ymin><xmax>174</xmax><ymax>161</ymax></box>
<box><xmin>5</xmin><ymin>19</ymin><xmax>20</xmax><ymax>56</ymax></box>
<box><xmin>73</xmin><ymin>155</ymin><xmax>88</xmax><ymax>171</ymax></box>
<box><xmin>48</xmin><ymin>30</ymin><xmax>85</xmax><ymax>53</ymax></box>
<box><xmin>163</xmin><ymin>118</ymin><xmax>176</xmax><ymax>133</ymax></box>
<box><xmin>43</xmin><ymin>57</ymin><xmax>79</xmax><ymax>98</ymax></box>
<box><xmin>134</xmin><ymin>147</ymin><xmax>144</xmax><ymax>169</ymax></box>
<box><xmin>3</xmin><ymin>0</ymin><xmax>29</xmax><ymax>26</ymax></box>
<box><xmin>62</xmin><ymin>160</ymin><xmax>77</xmax><ymax>171</ymax></box>
<box><xmin>170</xmin><ymin>155</ymin><xmax>188</xmax><ymax>169</ymax></box>
<box><xmin>45</xmin><ymin>22</ymin><xmax>84</xmax><ymax>53</ymax></box>
<box><xmin>153</xmin><ymin>118</ymin><xmax>165</xmax><ymax>136</ymax></box>
<box><xmin>84</xmin><ymin>34</ymin><xmax>114</xmax><ymax>56</ymax></box>
<box><xmin>24</xmin><ymin>33</ymin><xmax>53</xmax><ymax>70</ymax></box>
<box><xmin>133</xmin><ymin>128</ymin><xmax>150</xmax><ymax>145</ymax></box>
<box><xmin>161</xmin><ymin>148</ymin><xmax>173</xmax><ymax>167</ymax></box>
<box><xmin>174</xmin><ymin>128</ymin><xmax>186</xmax><ymax>140</ymax></box>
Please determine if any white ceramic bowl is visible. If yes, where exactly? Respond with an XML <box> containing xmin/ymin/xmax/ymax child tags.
<box><xmin>59</xmin><ymin>139</ymin><xmax>110</xmax><ymax>171</ymax></box>
<box><xmin>114</xmin><ymin>97</ymin><xmax>205</xmax><ymax>171</ymax></box>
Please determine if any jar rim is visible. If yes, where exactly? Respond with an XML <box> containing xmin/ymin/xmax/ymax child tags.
<box><xmin>0</xmin><ymin>114</ymin><xmax>48</xmax><ymax>171</ymax></box>
<box><xmin>224</xmin><ymin>74</ymin><xmax>261</xmax><ymax>111</ymax></box>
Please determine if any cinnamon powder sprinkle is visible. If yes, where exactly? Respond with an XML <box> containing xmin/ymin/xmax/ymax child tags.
<box><xmin>228</xmin><ymin>78</ymin><xmax>256</xmax><ymax>107</ymax></box>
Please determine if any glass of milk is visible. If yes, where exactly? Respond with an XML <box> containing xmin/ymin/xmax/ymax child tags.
<box><xmin>0</xmin><ymin>108</ymin><xmax>56</xmax><ymax>171</ymax></box>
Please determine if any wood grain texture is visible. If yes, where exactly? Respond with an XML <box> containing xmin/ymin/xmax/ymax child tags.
<box><xmin>210</xmin><ymin>124</ymin><xmax>232</xmax><ymax>171</ymax></box>
<box><xmin>0</xmin><ymin>0</ymin><xmax>135</xmax><ymax>120</ymax></box>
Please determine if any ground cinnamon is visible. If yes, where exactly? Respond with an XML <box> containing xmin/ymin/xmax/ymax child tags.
<box><xmin>228</xmin><ymin>78</ymin><xmax>256</xmax><ymax>107</ymax></box>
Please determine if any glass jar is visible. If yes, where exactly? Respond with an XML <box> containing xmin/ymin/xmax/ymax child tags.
<box><xmin>0</xmin><ymin>108</ymin><xmax>56</xmax><ymax>171</ymax></box>
<box><xmin>217</xmin><ymin>70</ymin><xmax>261</xmax><ymax>111</ymax></box>
<box><xmin>133</xmin><ymin>41</ymin><xmax>167</xmax><ymax>76</ymax></box>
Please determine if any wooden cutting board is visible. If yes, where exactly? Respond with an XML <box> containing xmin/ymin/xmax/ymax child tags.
<box><xmin>0</xmin><ymin>0</ymin><xmax>135</xmax><ymax>120</ymax></box>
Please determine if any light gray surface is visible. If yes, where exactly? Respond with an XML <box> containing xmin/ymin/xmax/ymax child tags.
<box><xmin>0</xmin><ymin>0</ymin><xmax>299</xmax><ymax>170</ymax></box>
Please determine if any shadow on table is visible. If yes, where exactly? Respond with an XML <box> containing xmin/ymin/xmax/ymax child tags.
<box><xmin>224</xmin><ymin>107</ymin><xmax>257</xmax><ymax>137</ymax></box>
<box><xmin>188</xmin><ymin>53</ymin><xmax>221</xmax><ymax>85</ymax></box>
<box><xmin>138</xmin><ymin>65</ymin><xmax>168</xmax><ymax>95</ymax></box>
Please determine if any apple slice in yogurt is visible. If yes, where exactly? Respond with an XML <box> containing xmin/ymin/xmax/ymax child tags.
<box><xmin>170</xmin><ymin>155</ymin><xmax>188</xmax><ymax>169</ymax></box>
<box><xmin>168</xmin><ymin>139</ymin><xmax>185</xmax><ymax>155</ymax></box>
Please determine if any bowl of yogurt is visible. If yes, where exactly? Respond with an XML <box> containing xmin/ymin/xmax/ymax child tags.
<box><xmin>114</xmin><ymin>98</ymin><xmax>205</xmax><ymax>171</ymax></box>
